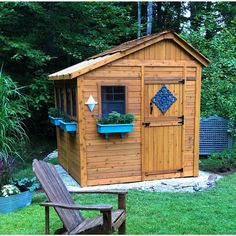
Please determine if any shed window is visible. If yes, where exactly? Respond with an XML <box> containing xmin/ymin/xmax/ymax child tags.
<box><xmin>60</xmin><ymin>88</ymin><xmax>64</xmax><ymax>112</ymax></box>
<box><xmin>72</xmin><ymin>88</ymin><xmax>77</xmax><ymax>117</ymax></box>
<box><xmin>66</xmin><ymin>88</ymin><xmax>71</xmax><ymax>115</ymax></box>
<box><xmin>55</xmin><ymin>88</ymin><xmax>60</xmax><ymax>109</ymax></box>
<box><xmin>101</xmin><ymin>86</ymin><xmax>126</xmax><ymax>116</ymax></box>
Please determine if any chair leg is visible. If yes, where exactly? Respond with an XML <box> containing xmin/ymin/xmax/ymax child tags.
<box><xmin>45</xmin><ymin>206</ymin><xmax>50</xmax><ymax>234</ymax></box>
<box><xmin>102</xmin><ymin>211</ymin><xmax>112</xmax><ymax>234</ymax></box>
<box><xmin>54</xmin><ymin>226</ymin><xmax>66</xmax><ymax>234</ymax></box>
<box><xmin>118</xmin><ymin>220</ymin><xmax>126</xmax><ymax>235</ymax></box>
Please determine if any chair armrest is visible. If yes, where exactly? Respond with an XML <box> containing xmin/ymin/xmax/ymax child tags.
<box><xmin>69</xmin><ymin>190</ymin><xmax>127</xmax><ymax>195</ymax></box>
<box><xmin>40</xmin><ymin>202</ymin><xmax>112</xmax><ymax>211</ymax></box>
<box><xmin>69</xmin><ymin>190</ymin><xmax>127</xmax><ymax>211</ymax></box>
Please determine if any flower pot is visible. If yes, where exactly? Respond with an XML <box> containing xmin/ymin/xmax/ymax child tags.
<box><xmin>59</xmin><ymin>120</ymin><xmax>77</xmax><ymax>132</ymax></box>
<box><xmin>97</xmin><ymin>123</ymin><xmax>134</xmax><ymax>139</ymax></box>
<box><xmin>0</xmin><ymin>190</ymin><xmax>32</xmax><ymax>214</ymax></box>
<box><xmin>49</xmin><ymin>116</ymin><xmax>62</xmax><ymax>126</ymax></box>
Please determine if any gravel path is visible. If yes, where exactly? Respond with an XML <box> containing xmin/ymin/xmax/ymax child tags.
<box><xmin>55</xmin><ymin>164</ymin><xmax>222</xmax><ymax>193</ymax></box>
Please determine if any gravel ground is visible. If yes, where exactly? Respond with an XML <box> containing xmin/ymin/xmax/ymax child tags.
<box><xmin>55</xmin><ymin>164</ymin><xmax>222</xmax><ymax>193</ymax></box>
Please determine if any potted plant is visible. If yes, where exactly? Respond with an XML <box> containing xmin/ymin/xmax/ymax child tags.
<box><xmin>48</xmin><ymin>107</ymin><xmax>62</xmax><ymax>126</ymax></box>
<box><xmin>59</xmin><ymin>113</ymin><xmax>77</xmax><ymax>133</ymax></box>
<box><xmin>0</xmin><ymin>177</ymin><xmax>40</xmax><ymax>214</ymax></box>
<box><xmin>97</xmin><ymin>111</ymin><xmax>135</xmax><ymax>139</ymax></box>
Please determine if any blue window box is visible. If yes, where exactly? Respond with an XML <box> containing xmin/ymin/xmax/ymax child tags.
<box><xmin>0</xmin><ymin>191</ymin><xmax>32</xmax><ymax>214</ymax></box>
<box><xmin>59</xmin><ymin>120</ymin><xmax>77</xmax><ymax>132</ymax></box>
<box><xmin>97</xmin><ymin>123</ymin><xmax>134</xmax><ymax>139</ymax></box>
<box><xmin>49</xmin><ymin>116</ymin><xmax>62</xmax><ymax>126</ymax></box>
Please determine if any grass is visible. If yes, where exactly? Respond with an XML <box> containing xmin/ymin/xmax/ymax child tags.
<box><xmin>0</xmin><ymin>172</ymin><xmax>236</xmax><ymax>234</ymax></box>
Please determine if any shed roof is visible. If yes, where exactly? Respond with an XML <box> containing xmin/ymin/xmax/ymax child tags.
<box><xmin>49</xmin><ymin>30</ymin><xmax>210</xmax><ymax>80</ymax></box>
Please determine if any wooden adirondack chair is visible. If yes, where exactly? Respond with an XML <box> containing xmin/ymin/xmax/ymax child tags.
<box><xmin>32</xmin><ymin>159</ymin><xmax>127</xmax><ymax>234</ymax></box>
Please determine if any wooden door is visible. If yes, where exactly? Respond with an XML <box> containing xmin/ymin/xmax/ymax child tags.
<box><xmin>143</xmin><ymin>78</ymin><xmax>184</xmax><ymax>177</ymax></box>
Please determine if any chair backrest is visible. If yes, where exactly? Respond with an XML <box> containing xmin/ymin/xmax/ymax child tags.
<box><xmin>32</xmin><ymin>159</ymin><xmax>84</xmax><ymax>232</ymax></box>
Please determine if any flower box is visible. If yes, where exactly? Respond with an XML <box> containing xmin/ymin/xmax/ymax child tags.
<box><xmin>97</xmin><ymin>123</ymin><xmax>134</xmax><ymax>139</ymax></box>
<box><xmin>59</xmin><ymin>120</ymin><xmax>77</xmax><ymax>132</ymax></box>
<box><xmin>49</xmin><ymin>116</ymin><xmax>62</xmax><ymax>126</ymax></box>
<box><xmin>0</xmin><ymin>190</ymin><xmax>32</xmax><ymax>214</ymax></box>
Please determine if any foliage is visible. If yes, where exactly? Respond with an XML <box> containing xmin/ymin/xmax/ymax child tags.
<box><xmin>0</xmin><ymin>72</ymin><xmax>29</xmax><ymax>187</ymax></box>
<box><xmin>61</xmin><ymin>112</ymin><xmax>74</xmax><ymax>122</ymax></box>
<box><xmin>0</xmin><ymin>2</ymin><xmax>137</xmax><ymax>136</ymax></box>
<box><xmin>209</xmin><ymin>150</ymin><xmax>236</xmax><ymax>172</ymax></box>
<box><xmin>11</xmin><ymin>177</ymin><xmax>40</xmax><ymax>192</ymax></box>
<box><xmin>0</xmin><ymin>2</ymin><xmax>235</xmax><ymax>136</ymax></box>
<box><xmin>182</xmin><ymin>21</ymin><xmax>236</xmax><ymax>123</ymax></box>
<box><xmin>1</xmin><ymin>173</ymin><xmax>236</xmax><ymax>233</ymax></box>
<box><xmin>0</xmin><ymin>159</ymin><xmax>13</xmax><ymax>189</ymax></box>
<box><xmin>48</xmin><ymin>107</ymin><xmax>61</xmax><ymax>117</ymax></box>
<box><xmin>0</xmin><ymin>184</ymin><xmax>20</xmax><ymax>197</ymax></box>
<box><xmin>97</xmin><ymin>111</ymin><xmax>135</xmax><ymax>124</ymax></box>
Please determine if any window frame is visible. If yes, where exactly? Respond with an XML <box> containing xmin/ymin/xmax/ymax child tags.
<box><xmin>97</xmin><ymin>83</ymin><xmax>128</xmax><ymax>116</ymax></box>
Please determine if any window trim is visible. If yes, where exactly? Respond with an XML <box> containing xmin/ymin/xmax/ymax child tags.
<box><xmin>97</xmin><ymin>83</ymin><xmax>128</xmax><ymax>116</ymax></box>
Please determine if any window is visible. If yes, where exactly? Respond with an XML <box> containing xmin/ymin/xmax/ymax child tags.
<box><xmin>66</xmin><ymin>88</ymin><xmax>71</xmax><ymax>115</ymax></box>
<box><xmin>55</xmin><ymin>88</ymin><xmax>60</xmax><ymax>109</ymax></box>
<box><xmin>101</xmin><ymin>86</ymin><xmax>126</xmax><ymax>116</ymax></box>
<box><xmin>72</xmin><ymin>88</ymin><xmax>77</xmax><ymax>117</ymax></box>
<box><xmin>55</xmin><ymin>85</ymin><xmax>77</xmax><ymax>118</ymax></box>
<box><xmin>59</xmin><ymin>88</ymin><xmax>64</xmax><ymax>112</ymax></box>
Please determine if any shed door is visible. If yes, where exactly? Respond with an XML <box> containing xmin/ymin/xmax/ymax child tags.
<box><xmin>143</xmin><ymin>78</ymin><xmax>184</xmax><ymax>177</ymax></box>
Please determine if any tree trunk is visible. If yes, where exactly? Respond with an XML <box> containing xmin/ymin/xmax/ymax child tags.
<box><xmin>147</xmin><ymin>1</ymin><xmax>153</xmax><ymax>35</ymax></box>
<box><xmin>137</xmin><ymin>1</ymin><xmax>141</xmax><ymax>38</ymax></box>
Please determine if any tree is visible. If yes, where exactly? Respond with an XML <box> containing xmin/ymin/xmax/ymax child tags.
<box><xmin>137</xmin><ymin>1</ymin><xmax>141</xmax><ymax>38</ymax></box>
<box><xmin>147</xmin><ymin>1</ymin><xmax>153</xmax><ymax>35</ymax></box>
<box><xmin>0</xmin><ymin>2</ymin><xmax>137</xmax><ymax>134</ymax></box>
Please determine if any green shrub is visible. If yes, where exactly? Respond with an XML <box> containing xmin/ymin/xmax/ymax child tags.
<box><xmin>97</xmin><ymin>111</ymin><xmax>135</xmax><ymax>124</ymax></box>
<box><xmin>48</xmin><ymin>107</ymin><xmax>61</xmax><ymax>117</ymax></box>
<box><xmin>209</xmin><ymin>149</ymin><xmax>236</xmax><ymax>171</ymax></box>
<box><xmin>10</xmin><ymin>177</ymin><xmax>40</xmax><ymax>192</ymax></box>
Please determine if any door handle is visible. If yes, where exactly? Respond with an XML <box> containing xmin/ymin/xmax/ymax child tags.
<box><xmin>142</xmin><ymin>121</ymin><xmax>150</xmax><ymax>127</ymax></box>
<box><xmin>150</xmin><ymin>102</ymin><xmax>153</xmax><ymax>115</ymax></box>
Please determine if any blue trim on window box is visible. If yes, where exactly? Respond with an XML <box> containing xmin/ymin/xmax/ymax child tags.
<box><xmin>97</xmin><ymin>123</ymin><xmax>134</xmax><ymax>139</ymax></box>
<box><xmin>49</xmin><ymin>116</ymin><xmax>63</xmax><ymax>126</ymax></box>
<box><xmin>59</xmin><ymin>120</ymin><xmax>77</xmax><ymax>133</ymax></box>
<box><xmin>0</xmin><ymin>191</ymin><xmax>32</xmax><ymax>214</ymax></box>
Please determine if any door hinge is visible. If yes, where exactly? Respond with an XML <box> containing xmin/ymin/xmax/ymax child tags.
<box><xmin>178</xmin><ymin>115</ymin><xmax>184</xmax><ymax>125</ymax></box>
<box><xmin>179</xmin><ymin>79</ymin><xmax>185</xmax><ymax>84</ymax></box>
<box><xmin>142</xmin><ymin>121</ymin><xmax>150</xmax><ymax>127</ymax></box>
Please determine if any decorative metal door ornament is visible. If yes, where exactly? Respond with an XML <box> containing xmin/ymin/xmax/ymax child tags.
<box><xmin>151</xmin><ymin>84</ymin><xmax>177</xmax><ymax>113</ymax></box>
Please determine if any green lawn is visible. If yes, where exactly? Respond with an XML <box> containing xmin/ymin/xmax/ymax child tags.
<box><xmin>1</xmin><ymin>172</ymin><xmax>236</xmax><ymax>234</ymax></box>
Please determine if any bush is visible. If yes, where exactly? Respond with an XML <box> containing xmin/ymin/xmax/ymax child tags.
<box><xmin>209</xmin><ymin>149</ymin><xmax>236</xmax><ymax>172</ymax></box>
<box><xmin>10</xmin><ymin>177</ymin><xmax>40</xmax><ymax>192</ymax></box>
<box><xmin>97</xmin><ymin>111</ymin><xmax>135</xmax><ymax>124</ymax></box>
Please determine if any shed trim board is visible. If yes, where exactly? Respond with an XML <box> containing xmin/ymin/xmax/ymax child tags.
<box><xmin>50</xmin><ymin>31</ymin><xmax>209</xmax><ymax>187</ymax></box>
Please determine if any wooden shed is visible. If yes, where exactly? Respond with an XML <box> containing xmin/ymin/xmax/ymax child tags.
<box><xmin>49</xmin><ymin>30</ymin><xmax>210</xmax><ymax>187</ymax></box>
